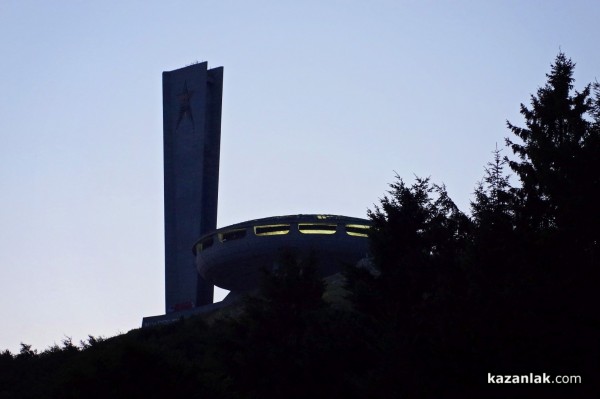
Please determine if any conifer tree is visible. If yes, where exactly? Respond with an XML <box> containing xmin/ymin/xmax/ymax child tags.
<box><xmin>471</xmin><ymin>146</ymin><xmax>513</xmax><ymax>226</ymax></box>
<box><xmin>505</xmin><ymin>52</ymin><xmax>598</xmax><ymax>251</ymax></box>
<box><xmin>470</xmin><ymin>146</ymin><xmax>518</xmax><ymax>293</ymax></box>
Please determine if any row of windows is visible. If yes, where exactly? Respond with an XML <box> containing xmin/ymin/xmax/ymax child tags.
<box><xmin>195</xmin><ymin>223</ymin><xmax>370</xmax><ymax>253</ymax></box>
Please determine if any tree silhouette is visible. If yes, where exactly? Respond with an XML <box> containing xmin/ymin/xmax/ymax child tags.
<box><xmin>506</xmin><ymin>53</ymin><xmax>598</xmax><ymax>251</ymax></box>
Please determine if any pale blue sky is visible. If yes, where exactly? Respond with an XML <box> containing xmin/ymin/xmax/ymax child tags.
<box><xmin>1</xmin><ymin>0</ymin><xmax>599</xmax><ymax>352</ymax></box>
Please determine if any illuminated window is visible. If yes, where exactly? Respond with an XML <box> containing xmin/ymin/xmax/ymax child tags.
<box><xmin>345</xmin><ymin>224</ymin><xmax>370</xmax><ymax>237</ymax></box>
<box><xmin>298</xmin><ymin>224</ymin><xmax>337</xmax><ymax>234</ymax></box>
<box><xmin>220</xmin><ymin>229</ymin><xmax>247</xmax><ymax>242</ymax></box>
<box><xmin>197</xmin><ymin>236</ymin><xmax>214</xmax><ymax>252</ymax></box>
<box><xmin>255</xmin><ymin>224</ymin><xmax>290</xmax><ymax>236</ymax></box>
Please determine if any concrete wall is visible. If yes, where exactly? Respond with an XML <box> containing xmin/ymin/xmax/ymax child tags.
<box><xmin>194</xmin><ymin>215</ymin><xmax>371</xmax><ymax>293</ymax></box>
<box><xmin>163</xmin><ymin>62</ymin><xmax>223</xmax><ymax>312</ymax></box>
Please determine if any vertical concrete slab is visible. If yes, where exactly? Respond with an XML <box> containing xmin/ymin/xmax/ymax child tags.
<box><xmin>163</xmin><ymin>62</ymin><xmax>223</xmax><ymax>312</ymax></box>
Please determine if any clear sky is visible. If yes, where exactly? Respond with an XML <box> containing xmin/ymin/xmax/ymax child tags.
<box><xmin>1</xmin><ymin>0</ymin><xmax>599</xmax><ymax>352</ymax></box>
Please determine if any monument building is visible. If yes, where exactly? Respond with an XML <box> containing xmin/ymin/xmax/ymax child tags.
<box><xmin>143</xmin><ymin>62</ymin><xmax>370</xmax><ymax>327</ymax></box>
<box><xmin>163</xmin><ymin>62</ymin><xmax>223</xmax><ymax>312</ymax></box>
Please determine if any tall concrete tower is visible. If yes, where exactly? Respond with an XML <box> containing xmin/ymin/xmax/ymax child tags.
<box><xmin>162</xmin><ymin>62</ymin><xmax>223</xmax><ymax>312</ymax></box>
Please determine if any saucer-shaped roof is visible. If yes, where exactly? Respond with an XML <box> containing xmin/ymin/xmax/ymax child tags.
<box><xmin>194</xmin><ymin>214</ymin><xmax>371</xmax><ymax>292</ymax></box>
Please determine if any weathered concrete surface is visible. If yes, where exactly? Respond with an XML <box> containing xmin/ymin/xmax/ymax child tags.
<box><xmin>163</xmin><ymin>62</ymin><xmax>223</xmax><ymax>312</ymax></box>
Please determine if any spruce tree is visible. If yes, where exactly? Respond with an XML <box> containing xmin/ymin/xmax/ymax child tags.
<box><xmin>505</xmin><ymin>52</ymin><xmax>597</xmax><ymax>250</ymax></box>
<box><xmin>470</xmin><ymin>146</ymin><xmax>519</xmax><ymax>294</ymax></box>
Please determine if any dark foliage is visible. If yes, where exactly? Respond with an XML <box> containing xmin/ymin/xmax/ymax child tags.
<box><xmin>347</xmin><ymin>53</ymin><xmax>598</xmax><ymax>397</ymax></box>
<box><xmin>345</xmin><ymin>177</ymin><xmax>475</xmax><ymax>397</ymax></box>
<box><xmin>506</xmin><ymin>52</ymin><xmax>599</xmax><ymax>252</ymax></box>
<box><xmin>205</xmin><ymin>252</ymin><xmax>378</xmax><ymax>399</ymax></box>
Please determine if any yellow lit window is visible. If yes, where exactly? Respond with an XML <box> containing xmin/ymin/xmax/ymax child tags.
<box><xmin>254</xmin><ymin>224</ymin><xmax>290</xmax><ymax>236</ymax></box>
<box><xmin>345</xmin><ymin>224</ymin><xmax>370</xmax><ymax>237</ymax></box>
<box><xmin>298</xmin><ymin>224</ymin><xmax>337</xmax><ymax>234</ymax></box>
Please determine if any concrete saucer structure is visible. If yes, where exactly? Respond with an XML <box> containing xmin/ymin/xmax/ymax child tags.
<box><xmin>194</xmin><ymin>214</ymin><xmax>371</xmax><ymax>295</ymax></box>
<box><xmin>142</xmin><ymin>62</ymin><xmax>371</xmax><ymax>327</ymax></box>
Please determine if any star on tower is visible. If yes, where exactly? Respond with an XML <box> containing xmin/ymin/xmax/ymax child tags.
<box><xmin>176</xmin><ymin>81</ymin><xmax>194</xmax><ymax>129</ymax></box>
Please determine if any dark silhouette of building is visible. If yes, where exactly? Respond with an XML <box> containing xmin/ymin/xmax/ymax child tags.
<box><xmin>143</xmin><ymin>61</ymin><xmax>370</xmax><ymax>327</ymax></box>
<box><xmin>162</xmin><ymin>62</ymin><xmax>223</xmax><ymax>312</ymax></box>
<box><xmin>194</xmin><ymin>214</ymin><xmax>370</xmax><ymax>298</ymax></box>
